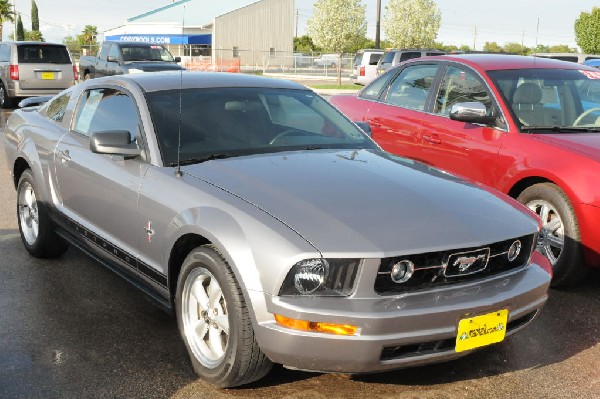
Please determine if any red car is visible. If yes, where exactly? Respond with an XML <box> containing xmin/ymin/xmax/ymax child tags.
<box><xmin>331</xmin><ymin>54</ymin><xmax>600</xmax><ymax>286</ymax></box>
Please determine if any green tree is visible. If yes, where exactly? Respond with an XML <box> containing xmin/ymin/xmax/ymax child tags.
<box><xmin>31</xmin><ymin>0</ymin><xmax>39</xmax><ymax>31</ymax></box>
<box><xmin>307</xmin><ymin>0</ymin><xmax>367</xmax><ymax>83</ymax></box>
<box><xmin>533</xmin><ymin>44</ymin><xmax>550</xmax><ymax>53</ymax></box>
<box><xmin>503</xmin><ymin>42</ymin><xmax>528</xmax><ymax>55</ymax></box>
<box><xmin>0</xmin><ymin>0</ymin><xmax>15</xmax><ymax>41</ymax></box>
<box><xmin>483</xmin><ymin>42</ymin><xmax>502</xmax><ymax>53</ymax></box>
<box><xmin>25</xmin><ymin>30</ymin><xmax>43</xmax><ymax>41</ymax></box>
<box><xmin>383</xmin><ymin>0</ymin><xmax>441</xmax><ymax>48</ymax></box>
<box><xmin>77</xmin><ymin>25</ymin><xmax>99</xmax><ymax>55</ymax></box>
<box><xmin>63</xmin><ymin>35</ymin><xmax>82</xmax><ymax>58</ymax></box>
<box><xmin>575</xmin><ymin>7</ymin><xmax>600</xmax><ymax>54</ymax></box>
<box><xmin>294</xmin><ymin>35</ymin><xmax>319</xmax><ymax>52</ymax></box>
<box><xmin>16</xmin><ymin>14</ymin><xmax>24</xmax><ymax>41</ymax></box>
<box><xmin>548</xmin><ymin>44</ymin><xmax>573</xmax><ymax>53</ymax></box>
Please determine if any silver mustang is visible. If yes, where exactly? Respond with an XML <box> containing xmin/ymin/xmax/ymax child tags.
<box><xmin>4</xmin><ymin>72</ymin><xmax>552</xmax><ymax>387</ymax></box>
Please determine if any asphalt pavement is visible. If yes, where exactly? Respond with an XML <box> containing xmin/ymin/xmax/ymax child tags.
<box><xmin>0</xmin><ymin>108</ymin><xmax>599</xmax><ymax>399</ymax></box>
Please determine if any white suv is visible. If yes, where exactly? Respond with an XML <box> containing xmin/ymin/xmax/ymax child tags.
<box><xmin>350</xmin><ymin>49</ymin><xmax>384</xmax><ymax>85</ymax></box>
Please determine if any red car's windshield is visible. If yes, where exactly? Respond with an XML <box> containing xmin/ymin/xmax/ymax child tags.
<box><xmin>488</xmin><ymin>68</ymin><xmax>600</xmax><ymax>131</ymax></box>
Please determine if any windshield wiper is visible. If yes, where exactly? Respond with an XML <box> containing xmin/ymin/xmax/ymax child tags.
<box><xmin>170</xmin><ymin>153</ymin><xmax>236</xmax><ymax>166</ymax></box>
<box><xmin>520</xmin><ymin>125</ymin><xmax>600</xmax><ymax>133</ymax></box>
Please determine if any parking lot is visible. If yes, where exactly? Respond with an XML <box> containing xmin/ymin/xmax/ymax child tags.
<box><xmin>0</xmin><ymin>106</ymin><xmax>599</xmax><ymax>399</ymax></box>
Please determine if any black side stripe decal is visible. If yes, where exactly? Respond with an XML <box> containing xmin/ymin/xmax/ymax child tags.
<box><xmin>67</xmin><ymin>219</ymin><xmax>168</xmax><ymax>288</ymax></box>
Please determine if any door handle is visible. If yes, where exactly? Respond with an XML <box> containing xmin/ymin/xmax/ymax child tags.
<box><xmin>57</xmin><ymin>150</ymin><xmax>71</xmax><ymax>165</ymax></box>
<box><xmin>422</xmin><ymin>134</ymin><xmax>442</xmax><ymax>145</ymax></box>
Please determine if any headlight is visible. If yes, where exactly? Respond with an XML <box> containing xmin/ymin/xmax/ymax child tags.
<box><xmin>279</xmin><ymin>258</ymin><xmax>360</xmax><ymax>296</ymax></box>
<box><xmin>128</xmin><ymin>68</ymin><xmax>144</xmax><ymax>74</ymax></box>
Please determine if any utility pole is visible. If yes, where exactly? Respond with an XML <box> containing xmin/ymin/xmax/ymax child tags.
<box><xmin>375</xmin><ymin>0</ymin><xmax>381</xmax><ymax>49</ymax></box>
<box><xmin>473</xmin><ymin>26</ymin><xmax>477</xmax><ymax>51</ymax></box>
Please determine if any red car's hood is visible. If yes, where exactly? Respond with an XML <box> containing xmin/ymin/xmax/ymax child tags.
<box><xmin>534</xmin><ymin>133</ymin><xmax>600</xmax><ymax>162</ymax></box>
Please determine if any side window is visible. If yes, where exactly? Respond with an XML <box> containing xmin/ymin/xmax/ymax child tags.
<box><xmin>359</xmin><ymin>70</ymin><xmax>398</xmax><ymax>101</ymax></box>
<box><xmin>73</xmin><ymin>88</ymin><xmax>140</xmax><ymax>139</ymax></box>
<box><xmin>108</xmin><ymin>44</ymin><xmax>120</xmax><ymax>60</ymax></box>
<box><xmin>0</xmin><ymin>44</ymin><xmax>10</xmax><ymax>62</ymax></box>
<box><xmin>399</xmin><ymin>52</ymin><xmax>421</xmax><ymax>63</ymax></box>
<box><xmin>39</xmin><ymin>91</ymin><xmax>71</xmax><ymax>123</ymax></box>
<box><xmin>383</xmin><ymin>64</ymin><xmax>438</xmax><ymax>110</ymax></box>
<box><xmin>97</xmin><ymin>44</ymin><xmax>109</xmax><ymax>60</ymax></box>
<box><xmin>434</xmin><ymin>66</ymin><xmax>492</xmax><ymax>116</ymax></box>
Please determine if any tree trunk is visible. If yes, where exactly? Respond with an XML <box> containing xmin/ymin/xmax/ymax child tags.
<box><xmin>337</xmin><ymin>52</ymin><xmax>342</xmax><ymax>86</ymax></box>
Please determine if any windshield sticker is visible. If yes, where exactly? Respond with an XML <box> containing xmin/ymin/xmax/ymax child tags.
<box><xmin>580</xmin><ymin>70</ymin><xmax>600</xmax><ymax>79</ymax></box>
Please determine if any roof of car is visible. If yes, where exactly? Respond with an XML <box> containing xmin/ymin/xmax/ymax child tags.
<box><xmin>96</xmin><ymin>71</ymin><xmax>309</xmax><ymax>93</ymax></box>
<box><xmin>414</xmin><ymin>54</ymin><xmax>594</xmax><ymax>71</ymax></box>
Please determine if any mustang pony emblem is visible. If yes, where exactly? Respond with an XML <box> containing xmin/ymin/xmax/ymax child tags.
<box><xmin>453</xmin><ymin>254</ymin><xmax>487</xmax><ymax>272</ymax></box>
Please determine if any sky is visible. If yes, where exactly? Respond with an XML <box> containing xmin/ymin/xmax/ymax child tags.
<box><xmin>5</xmin><ymin>0</ymin><xmax>598</xmax><ymax>51</ymax></box>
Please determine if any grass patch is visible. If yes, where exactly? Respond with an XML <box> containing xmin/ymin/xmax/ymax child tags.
<box><xmin>309</xmin><ymin>84</ymin><xmax>360</xmax><ymax>90</ymax></box>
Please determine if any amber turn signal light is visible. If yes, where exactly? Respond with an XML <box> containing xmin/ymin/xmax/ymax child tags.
<box><xmin>274</xmin><ymin>314</ymin><xmax>358</xmax><ymax>336</ymax></box>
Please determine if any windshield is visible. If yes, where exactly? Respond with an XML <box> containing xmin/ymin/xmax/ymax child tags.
<box><xmin>146</xmin><ymin>87</ymin><xmax>377</xmax><ymax>166</ymax></box>
<box><xmin>121</xmin><ymin>45</ymin><xmax>175</xmax><ymax>62</ymax></box>
<box><xmin>488</xmin><ymin>68</ymin><xmax>600</xmax><ymax>132</ymax></box>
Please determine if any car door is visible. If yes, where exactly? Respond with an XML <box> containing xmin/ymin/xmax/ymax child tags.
<box><xmin>364</xmin><ymin>63</ymin><xmax>440</xmax><ymax>162</ymax></box>
<box><xmin>54</xmin><ymin>87</ymin><xmax>149</xmax><ymax>264</ymax></box>
<box><xmin>417</xmin><ymin>64</ymin><xmax>507</xmax><ymax>186</ymax></box>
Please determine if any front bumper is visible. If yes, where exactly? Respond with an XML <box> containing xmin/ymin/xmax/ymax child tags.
<box><xmin>254</xmin><ymin>256</ymin><xmax>550</xmax><ymax>374</ymax></box>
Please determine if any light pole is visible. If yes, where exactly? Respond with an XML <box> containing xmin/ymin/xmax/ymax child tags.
<box><xmin>375</xmin><ymin>0</ymin><xmax>381</xmax><ymax>49</ymax></box>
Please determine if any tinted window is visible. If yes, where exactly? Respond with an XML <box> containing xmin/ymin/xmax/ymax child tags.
<box><xmin>399</xmin><ymin>52</ymin><xmax>421</xmax><ymax>62</ymax></box>
<box><xmin>383</xmin><ymin>64</ymin><xmax>438</xmax><ymax>110</ymax></box>
<box><xmin>380</xmin><ymin>51</ymin><xmax>395</xmax><ymax>68</ymax></box>
<box><xmin>353</xmin><ymin>53</ymin><xmax>363</xmax><ymax>67</ymax></box>
<box><xmin>121</xmin><ymin>45</ymin><xmax>174</xmax><ymax>62</ymax></box>
<box><xmin>108</xmin><ymin>44</ymin><xmax>120</xmax><ymax>60</ymax></box>
<box><xmin>368</xmin><ymin>53</ymin><xmax>382</xmax><ymax>65</ymax></box>
<box><xmin>98</xmin><ymin>44</ymin><xmax>109</xmax><ymax>60</ymax></box>
<box><xmin>74</xmin><ymin>88</ymin><xmax>139</xmax><ymax>138</ymax></box>
<box><xmin>17</xmin><ymin>45</ymin><xmax>71</xmax><ymax>64</ymax></box>
<box><xmin>40</xmin><ymin>91</ymin><xmax>71</xmax><ymax>122</ymax></box>
<box><xmin>146</xmin><ymin>87</ymin><xmax>376</xmax><ymax>166</ymax></box>
<box><xmin>435</xmin><ymin>66</ymin><xmax>492</xmax><ymax>116</ymax></box>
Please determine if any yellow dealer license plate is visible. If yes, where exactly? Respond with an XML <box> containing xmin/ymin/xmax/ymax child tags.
<box><xmin>455</xmin><ymin>309</ymin><xmax>508</xmax><ymax>352</ymax></box>
<box><xmin>41</xmin><ymin>72</ymin><xmax>55</xmax><ymax>80</ymax></box>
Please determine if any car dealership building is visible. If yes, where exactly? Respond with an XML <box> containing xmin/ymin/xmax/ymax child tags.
<box><xmin>103</xmin><ymin>0</ymin><xmax>294</xmax><ymax>69</ymax></box>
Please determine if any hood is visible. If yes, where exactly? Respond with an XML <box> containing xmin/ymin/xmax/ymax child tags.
<box><xmin>183</xmin><ymin>150</ymin><xmax>538</xmax><ymax>257</ymax></box>
<box><xmin>127</xmin><ymin>62</ymin><xmax>184</xmax><ymax>72</ymax></box>
<box><xmin>533</xmin><ymin>133</ymin><xmax>600</xmax><ymax>162</ymax></box>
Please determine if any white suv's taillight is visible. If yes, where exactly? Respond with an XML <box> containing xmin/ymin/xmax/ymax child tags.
<box><xmin>73</xmin><ymin>65</ymin><xmax>78</xmax><ymax>81</ymax></box>
<box><xmin>10</xmin><ymin>65</ymin><xmax>19</xmax><ymax>80</ymax></box>
<box><xmin>359</xmin><ymin>66</ymin><xmax>365</xmax><ymax>76</ymax></box>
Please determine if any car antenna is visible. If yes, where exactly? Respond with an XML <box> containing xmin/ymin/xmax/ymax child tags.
<box><xmin>175</xmin><ymin>5</ymin><xmax>186</xmax><ymax>178</ymax></box>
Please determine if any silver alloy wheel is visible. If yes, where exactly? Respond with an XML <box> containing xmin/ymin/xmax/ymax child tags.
<box><xmin>526</xmin><ymin>199</ymin><xmax>564</xmax><ymax>265</ymax></box>
<box><xmin>181</xmin><ymin>267</ymin><xmax>229</xmax><ymax>369</ymax></box>
<box><xmin>18</xmin><ymin>181</ymin><xmax>39</xmax><ymax>245</ymax></box>
<box><xmin>0</xmin><ymin>85</ymin><xmax>4</xmax><ymax>105</ymax></box>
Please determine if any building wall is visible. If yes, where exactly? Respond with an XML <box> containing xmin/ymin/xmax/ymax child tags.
<box><xmin>212</xmin><ymin>0</ymin><xmax>294</xmax><ymax>66</ymax></box>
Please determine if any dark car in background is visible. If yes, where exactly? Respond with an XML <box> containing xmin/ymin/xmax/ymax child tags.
<box><xmin>331</xmin><ymin>54</ymin><xmax>600</xmax><ymax>286</ymax></box>
<box><xmin>0</xmin><ymin>41</ymin><xmax>76</xmax><ymax>108</ymax></box>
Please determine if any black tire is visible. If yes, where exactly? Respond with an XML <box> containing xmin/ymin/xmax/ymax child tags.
<box><xmin>0</xmin><ymin>83</ymin><xmax>15</xmax><ymax>109</ymax></box>
<box><xmin>517</xmin><ymin>183</ymin><xmax>588</xmax><ymax>286</ymax></box>
<box><xmin>16</xmin><ymin>169</ymin><xmax>68</xmax><ymax>258</ymax></box>
<box><xmin>175</xmin><ymin>245</ymin><xmax>272</xmax><ymax>387</ymax></box>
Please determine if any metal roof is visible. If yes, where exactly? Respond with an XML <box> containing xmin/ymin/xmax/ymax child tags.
<box><xmin>126</xmin><ymin>0</ymin><xmax>259</xmax><ymax>27</ymax></box>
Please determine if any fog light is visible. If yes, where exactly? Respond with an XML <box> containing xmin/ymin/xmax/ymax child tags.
<box><xmin>294</xmin><ymin>259</ymin><xmax>328</xmax><ymax>294</ymax></box>
<box><xmin>507</xmin><ymin>240</ymin><xmax>522</xmax><ymax>262</ymax></box>
<box><xmin>390</xmin><ymin>260</ymin><xmax>414</xmax><ymax>283</ymax></box>
<box><xmin>274</xmin><ymin>314</ymin><xmax>358</xmax><ymax>336</ymax></box>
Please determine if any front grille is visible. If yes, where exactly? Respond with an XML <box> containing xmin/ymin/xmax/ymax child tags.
<box><xmin>375</xmin><ymin>234</ymin><xmax>535</xmax><ymax>295</ymax></box>
<box><xmin>380</xmin><ymin>310</ymin><xmax>538</xmax><ymax>361</ymax></box>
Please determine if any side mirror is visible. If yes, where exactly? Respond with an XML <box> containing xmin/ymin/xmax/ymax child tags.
<box><xmin>90</xmin><ymin>130</ymin><xmax>141</xmax><ymax>157</ymax></box>
<box><xmin>106</xmin><ymin>55</ymin><xmax>118</xmax><ymax>63</ymax></box>
<box><xmin>449</xmin><ymin>102</ymin><xmax>496</xmax><ymax>124</ymax></box>
<box><xmin>174</xmin><ymin>56</ymin><xmax>181</xmax><ymax>63</ymax></box>
<box><xmin>354</xmin><ymin>121</ymin><xmax>372</xmax><ymax>136</ymax></box>
<box><xmin>19</xmin><ymin>96</ymin><xmax>53</xmax><ymax>108</ymax></box>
